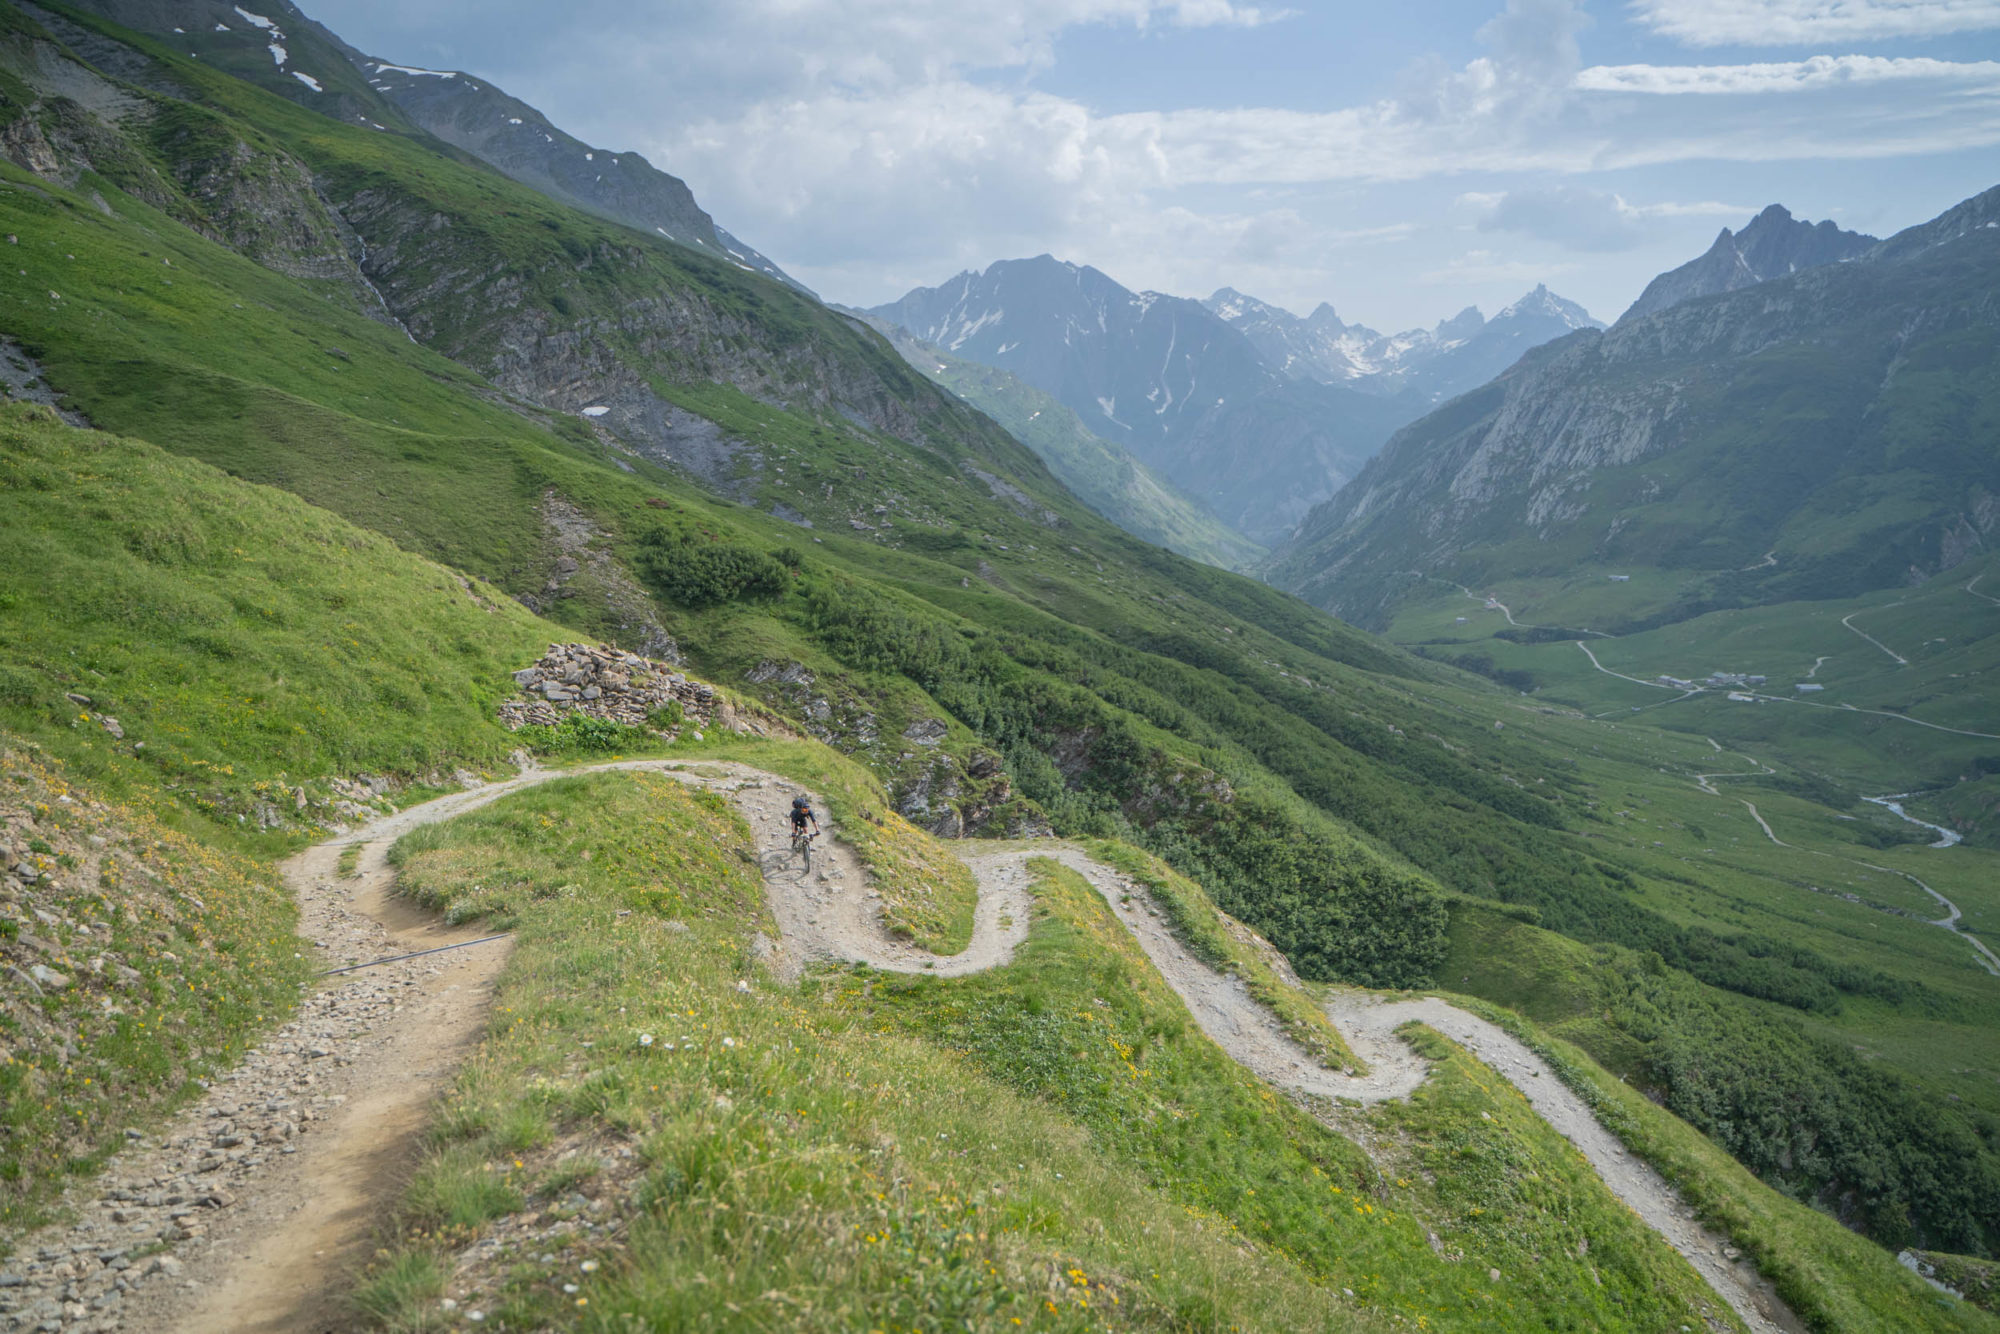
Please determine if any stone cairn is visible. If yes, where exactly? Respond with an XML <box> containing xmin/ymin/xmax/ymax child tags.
<box><xmin>498</xmin><ymin>643</ymin><xmax>716</xmax><ymax>734</ymax></box>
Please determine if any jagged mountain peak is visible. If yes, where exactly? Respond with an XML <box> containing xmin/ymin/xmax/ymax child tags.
<box><xmin>1433</xmin><ymin>305</ymin><xmax>1486</xmax><ymax>343</ymax></box>
<box><xmin>1621</xmin><ymin>202</ymin><xmax>1876</xmax><ymax>324</ymax></box>
<box><xmin>1270</xmin><ymin>181</ymin><xmax>2000</xmax><ymax>632</ymax></box>
<box><xmin>1497</xmin><ymin>285</ymin><xmax>1597</xmax><ymax>329</ymax></box>
<box><xmin>1304</xmin><ymin>301</ymin><xmax>1345</xmax><ymax>329</ymax></box>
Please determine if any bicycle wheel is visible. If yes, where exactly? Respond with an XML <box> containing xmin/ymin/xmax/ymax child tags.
<box><xmin>799</xmin><ymin>835</ymin><xmax>813</xmax><ymax>874</ymax></box>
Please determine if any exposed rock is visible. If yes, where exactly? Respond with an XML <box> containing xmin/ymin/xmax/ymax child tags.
<box><xmin>525</xmin><ymin>493</ymin><xmax>681</xmax><ymax>661</ymax></box>
<box><xmin>498</xmin><ymin>643</ymin><xmax>712</xmax><ymax>735</ymax></box>
<box><xmin>965</xmin><ymin>749</ymin><xmax>1004</xmax><ymax>779</ymax></box>
<box><xmin>901</xmin><ymin>718</ymin><xmax>948</xmax><ymax>746</ymax></box>
<box><xmin>744</xmin><ymin>660</ymin><xmax>815</xmax><ymax>688</ymax></box>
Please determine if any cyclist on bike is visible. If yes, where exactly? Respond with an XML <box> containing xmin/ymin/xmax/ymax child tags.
<box><xmin>788</xmin><ymin>794</ymin><xmax>819</xmax><ymax>841</ymax></box>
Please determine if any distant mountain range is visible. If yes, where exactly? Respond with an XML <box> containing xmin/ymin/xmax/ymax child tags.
<box><xmin>868</xmin><ymin>258</ymin><xmax>1593</xmax><ymax>546</ymax></box>
<box><xmin>850</xmin><ymin>313</ymin><xmax>1266</xmax><ymax>571</ymax></box>
<box><xmin>1206</xmin><ymin>283</ymin><xmax>1602</xmax><ymax>405</ymax></box>
<box><xmin>1266</xmin><ymin>189</ymin><xmax>2000</xmax><ymax>631</ymax></box>
<box><xmin>50</xmin><ymin>0</ymin><xmax>805</xmax><ymax>291</ymax></box>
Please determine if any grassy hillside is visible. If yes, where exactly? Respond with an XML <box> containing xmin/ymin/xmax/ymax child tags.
<box><xmin>359</xmin><ymin>772</ymin><xmax>1750</xmax><ymax>1332</ymax></box>
<box><xmin>0</xmin><ymin>744</ymin><xmax>310</xmax><ymax>1232</ymax></box>
<box><xmin>0</xmin><ymin>402</ymin><xmax>540</xmax><ymax>1233</ymax></box>
<box><xmin>0</xmin><ymin>406</ymin><xmax>554</xmax><ymax>843</ymax></box>
<box><xmin>3</xmin><ymin>0</ymin><xmax>1999</xmax><ymax>1277</ymax></box>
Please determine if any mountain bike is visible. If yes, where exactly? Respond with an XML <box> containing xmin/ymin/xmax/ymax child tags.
<box><xmin>789</xmin><ymin>826</ymin><xmax>817</xmax><ymax>874</ymax></box>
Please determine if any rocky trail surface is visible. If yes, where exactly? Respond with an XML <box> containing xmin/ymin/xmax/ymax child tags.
<box><xmin>3</xmin><ymin>759</ymin><xmax>1799</xmax><ymax>1333</ymax></box>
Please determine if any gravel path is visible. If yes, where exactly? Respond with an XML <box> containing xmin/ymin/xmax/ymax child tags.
<box><xmin>3</xmin><ymin>760</ymin><xmax>1801</xmax><ymax>1333</ymax></box>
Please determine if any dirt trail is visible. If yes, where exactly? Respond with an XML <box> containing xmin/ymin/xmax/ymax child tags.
<box><xmin>6</xmin><ymin>758</ymin><xmax>1801</xmax><ymax>1333</ymax></box>
<box><xmin>1325</xmin><ymin>996</ymin><xmax>1803</xmax><ymax>1334</ymax></box>
<box><xmin>1840</xmin><ymin>606</ymin><xmax>1909</xmax><ymax>665</ymax></box>
<box><xmin>1042</xmin><ymin>849</ymin><xmax>1797</xmax><ymax>1334</ymax></box>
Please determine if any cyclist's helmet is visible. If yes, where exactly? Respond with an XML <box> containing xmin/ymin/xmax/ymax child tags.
<box><xmin>792</xmin><ymin>795</ymin><xmax>810</xmax><ymax>813</ymax></box>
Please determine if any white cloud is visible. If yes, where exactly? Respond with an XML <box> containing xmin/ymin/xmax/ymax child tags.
<box><xmin>1419</xmin><ymin>248</ymin><xmax>1579</xmax><ymax>284</ymax></box>
<box><xmin>1462</xmin><ymin>185</ymin><xmax>1752</xmax><ymax>250</ymax></box>
<box><xmin>651</xmin><ymin>0</ymin><xmax>2000</xmax><ymax>306</ymax></box>
<box><xmin>311</xmin><ymin>0</ymin><xmax>2000</xmax><ymax>320</ymax></box>
<box><xmin>1630</xmin><ymin>0</ymin><xmax>2000</xmax><ymax>46</ymax></box>
<box><xmin>1577</xmin><ymin>53</ymin><xmax>2000</xmax><ymax>94</ymax></box>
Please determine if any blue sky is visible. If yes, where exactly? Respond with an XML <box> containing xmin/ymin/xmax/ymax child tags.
<box><xmin>307</xmin><ymin>0</ymin><xmax>2000</xmax><ymax>332</ymax></box>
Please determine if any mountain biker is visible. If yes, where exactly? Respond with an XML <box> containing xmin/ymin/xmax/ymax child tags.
<box><xmin>788</xmin><ymin>794</ymin><xmax>819</xmax><ymax>842</ymax></box>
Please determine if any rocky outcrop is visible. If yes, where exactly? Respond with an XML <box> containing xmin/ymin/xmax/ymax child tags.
<box><xmin>497</xmin><ymin>643</ymin><xmax>714</xmax><ymax>733</ymax></box>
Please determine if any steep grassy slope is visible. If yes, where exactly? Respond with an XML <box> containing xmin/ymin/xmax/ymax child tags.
<box><xmin>0</xmin><ymin>744</ymin><xmax>311</xmax><ymax>1233</ymax></box>
<box><xmin>0</xmin><ymin>2</ymin><xmax>1499</xmax><ymax>992</ymax></box>
<box><xmin>0</xmin><ymin>406</ymin><xmax>552</xmax><ymax>841</ymax></box>
<box><xmin>5</xmin><ymin>0</ymin><xmax>2000</xmax><ymax>1271</ymax></box>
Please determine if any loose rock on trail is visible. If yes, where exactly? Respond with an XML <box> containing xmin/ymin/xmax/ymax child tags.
<box><xmin>2</xmin><ymin>758</ymin><xmax>1801</xmax><ymax>1333</ymax></box>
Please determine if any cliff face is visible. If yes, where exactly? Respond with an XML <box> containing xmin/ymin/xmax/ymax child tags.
<box><xmin>1268</xmin><ymin>186</ymin><xmax>2000</xmax><ymax>629</ymax></box>
<box><xmin>0</xmin><ymin>8</ymin><xmax>388</xmax><ymax>314</ymax></box>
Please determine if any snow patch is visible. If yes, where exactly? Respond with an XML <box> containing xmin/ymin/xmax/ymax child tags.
<box><xmin>213</xmin><ymin>22</ymin><xmax>230</xmax><ymax>31</ymax></box>
<box><xmin>372</xmin><ymin>62</ymin><xmax>455</xmax><ymax>78</ymax></box>
<box><xmin>232</xmin><ymin>7</ymin><xmax>276</xmax><ymax>30</ymax></box>
<box><xmin>585</xmin><ymin>152</ymin><xmax>594</xmax><ymax>161</ymax></box>
<box><xmin>292</xmin><ymin>71</ymin><xmax>322</xmax><ymax>91</ymax></box>
<box><xmin>507</xmin><ymin>117</ymin><xmax>523</xmax><ymax>125</ymax></box>
<box><xmin>581</xmin><ymin>406</ymin><xmax>610</xmax><ymax>418</ymax></box>
<box><xmin>946</xmin><ymin>307</ymin><xmax>1003</xmax><ymax>350</ymax></box>
<box><xmin>268</xmin><ymin>43</ymin><xmax>287</xmax><ymax>66</ymax></box>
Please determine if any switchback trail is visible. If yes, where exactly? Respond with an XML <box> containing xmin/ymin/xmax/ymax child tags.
<box><xmin>5</xmin><ymin>758</ymin><xmax>1799</xmax><ymax>1333</ymax></box>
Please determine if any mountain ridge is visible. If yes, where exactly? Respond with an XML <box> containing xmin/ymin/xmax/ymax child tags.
<box><xmin>1204</xmin><ymin>280</ymin><xmax>1602</xmax><ymax>405</ymax></box>
<box><xmin>3</xmin><ymin>2</ymin><xmax>2000</xmax><ymax>1319</ymax></box>
<box><xmin>37</xmin><ymin>0</ymin><xmax>808</xmax><ymax>291</ymax></box>
<box><xmin>1619</xmin><ymin>202</ymin><xmax>1876</xmax><ymax>324</ymax></box>
<box><xmin>869</xmin><ymin>254</ymin><xmax>1425</xmax><ymax>544</ymax></box>
<box><xmin>1266</xmin><ymin>184</ymin><xmax>2000</xmax><ymax>632</ymax></box>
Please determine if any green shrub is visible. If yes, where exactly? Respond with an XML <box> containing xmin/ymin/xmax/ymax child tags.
<box><xmin>513</xmin><ymin>713</ymin><xmax>642</xmax><ymax>755</ymax></box>
<box><xmin>633</xmin><ymin>529</ymin><xmax>790</xmax><ymax>608</ymax></box>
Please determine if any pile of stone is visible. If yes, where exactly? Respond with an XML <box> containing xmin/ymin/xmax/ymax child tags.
<box><xmin>498</xmin><ymin>643</ymin><xmax>716</xmax><ymax>733</ymax></box>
